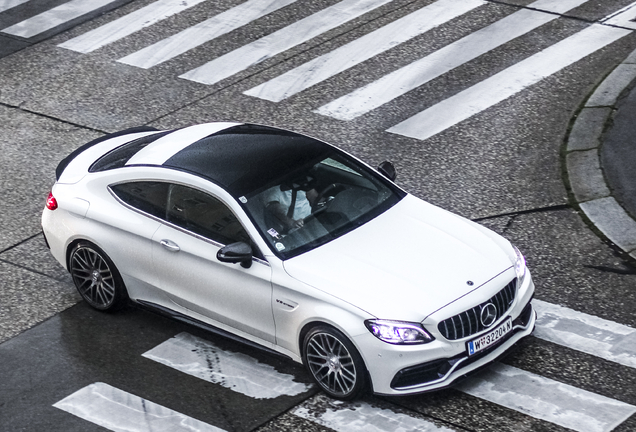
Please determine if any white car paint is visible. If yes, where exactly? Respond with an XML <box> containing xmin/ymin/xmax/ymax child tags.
<box><xmin>126</xmin><ymin>122</ymin><xmax>239</xmax><ymax>166</ymax></box>
<box><xmin>42</xmin><ymin>122</ymin><xmax>536</xmax><ymax>397</ymax></box>
<box><xmin>284</xmin><ymin>194</ymin><xmax>515</xmax><ymax>321</ymax></box>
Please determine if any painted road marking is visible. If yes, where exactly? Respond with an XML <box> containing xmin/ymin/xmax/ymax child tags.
<box><xmin>314</xmin><ymin>0</ymin><xmax>590</xmax><ymax>121</ymax></box>
<box><xmin>53</xmin><ymin>298</ymin><xmax>636</xmax><ymax>432</ymax></box>
<box><xmin>58</xmin><ymin>0</ymin><xmax>209</xmax><ymax>53</ymax></box>
<box><xmin>179</xmin><ymin>0</ymin><xmax>393</xmax><ymax>86</ymax></box>
<box><xmin>457</xmin><ymin>363</ymin><xmax>636</xmax><ymax>432</ymax></box>
<box><xmin>54</xmin><ymin>382</ymin><xmax>226</xmax><ymax>432</ymax></box>
<box><xmin>0</xmin><ymin>0</ymin><xmax>29</xmax><ymax>13</ymax></box>
<box><xmin>602</xmin><ymin>0</ymin><xmax>636</xmax><ymax>30</ymax></box>
<box><xmin>533</xmin><ymin>299</ymin><xmax>636</xmax><ymax>368</ymax></box>
<box><xmin>142</xmin><ymin>332</ymin><xmax>311</xmax><ymax>399</ymax></box>
<box><xmin>294</xmin><ymin>394</ymin><xmax>456</xmax><ymax>432</ymax></box>
<box><xmin>1</xmin><ymin>0</ymin><xmax>117</xmax><ymax>38</ymax></box>
<box><xmin>117</xmin><ymin>0</ymin><xmax>299</xmax><ymax>69</ymax></box>
<box><xmin>243</xmin><ymin>0</ymin><xmax>485</xmax><ymax>102</ymax></box>
<box><xmin>385</xmin><ymin>24</ymin><xmax>631</xmax><ymax>141</ymax></box>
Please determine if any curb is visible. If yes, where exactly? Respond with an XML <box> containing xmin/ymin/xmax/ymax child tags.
<box><xmin>565</xmin><ymin>49</ymin><xmax>636</xmax><ymax>261</ymax></box>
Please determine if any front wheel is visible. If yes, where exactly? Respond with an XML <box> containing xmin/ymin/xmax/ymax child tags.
<box><xmin>69</xmin><ymin>242</ymin><xmax>128</xmax><ymax>311</ymax></box>
<box><xmin>303</xmin><ymin>325</ymin><xmax>367</xmax><ymax>400</ymax></box>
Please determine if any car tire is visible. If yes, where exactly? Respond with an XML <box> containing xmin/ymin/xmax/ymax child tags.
<box><xmin>303</xmin><ymin>325</ymin><xmax>367</xmax><ymax>400</ymax></box>
<box><xmin>69</xmin><ymin>242</ymin><xmax>128</xmax><ymax>312</ymax></box>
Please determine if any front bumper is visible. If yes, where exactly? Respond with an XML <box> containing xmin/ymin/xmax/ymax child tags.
<box><xmin>389</xmin><ymin>300</ymin><xmax>534</xmax><ymax>391</ymax></box>
<box><xmin>355</xmin><ymin>272</ymin><xmax>536</xmax><ymax>396</ymax></box>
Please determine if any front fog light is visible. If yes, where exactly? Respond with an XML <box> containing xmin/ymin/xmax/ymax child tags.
<box><xmin>365</xmin><ymin>320</ymin><xmax>434</xmax><ymax>345</ymax></box>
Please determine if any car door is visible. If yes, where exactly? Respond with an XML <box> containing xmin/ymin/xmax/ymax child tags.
<box><xmin>150</xmin><ymin>183</ymin><xmax>276</xmax><ymax>343</ymax></box>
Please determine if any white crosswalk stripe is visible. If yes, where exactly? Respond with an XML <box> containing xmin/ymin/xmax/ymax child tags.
<box><xmin>0</xmin><ymin>0</ymin><xmax>29</xmax><ymax>13</ymax></box>
<box><xmin>313</xmin><ymin>0</ymin><xmax>592</xmax><ymax>121</ymax></box>
<box><xmin>6</xmin><ymin>0</ymin><xmax>634</xmax><ymax>142</ymax></box>
<box><xmin>142</xmin><ymin>332</ymin><xmax>311</xmax><ymax>399</ymax></box>
<box><xmin>58</xmin><ymin>0</ymin><xmax>209</xmax><ymax>53</ymax></box>
<box><xmin>602</xmin><ymin>0</ymin><xmax>636</xmax><ymax>30</ymax></box>
<box><xmin>178</xmin><ymin>0</ymin><xmax>393</xmax><ymax>86</ymax></box>
<box><xmin>456</xmin><ymin>363</ymin><xmax>636</xmax><ymax>432</ymax></box>
<box><xmin>54</xmin><ymin>382</ymin><xmax>227</xmax><ymax>432</ymax></box>
<box><xmin>116</xmin><ymin>0</ymin><xmax>299</xmax><ymax>68</ymax></box>
<box><xmin>533</xmin><ymin>299</ymin><xmax>636</xmax><ymax>369</ymax></box>
<box><xmin>243</xmin><ymin>0</ymin><xmax>485</xmax><ymax>102</ymax></box>
<box><xmin>1</xmin><ymin>0</ymin><xmax>118</xmax><ymax>38</ymax></box>
<box><xmin>385</xmin><ymin>24</ymin><xmax>631</xmax><ymax>141</ymax></box>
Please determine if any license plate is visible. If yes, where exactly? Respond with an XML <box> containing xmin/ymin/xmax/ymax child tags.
<box><xmin>467</xmin><ymin>317</ymin><xmax>512</xmax><ymax>356</ymax></box>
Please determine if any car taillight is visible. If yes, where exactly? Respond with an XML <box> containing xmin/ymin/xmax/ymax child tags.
<box><xmin>46</xmin><ymin>192</ymin><xmax>58</xmax><ymax>210</ymax></box>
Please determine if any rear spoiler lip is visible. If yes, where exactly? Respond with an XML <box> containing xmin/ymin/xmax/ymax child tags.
<box><xmin>55</xmin><ymin>126</ymin><xmax>159</xmax><ymax>180</ymax></box>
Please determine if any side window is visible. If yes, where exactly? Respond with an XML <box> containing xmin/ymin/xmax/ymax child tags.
<box><xmin>166</xmin><ymin>184</ymin><xmax>251</xmax><ymax>246</ymax></box>
<box><xmin>110</xmin><ymin>182</ymin><xmax>169</xmax><ymax>219</ymax></box>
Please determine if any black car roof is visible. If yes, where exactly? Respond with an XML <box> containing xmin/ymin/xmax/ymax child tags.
<box><xmin>163</xmin><ymin>124</ymin><xmax>333</xmax><ymax>197</ymax></box>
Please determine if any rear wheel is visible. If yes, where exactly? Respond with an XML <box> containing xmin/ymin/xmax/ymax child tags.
<box><xmin>303</xmin><ymin>325</ymin><xmax>367</xmax><ymax>400</ymax></box>
<box><xmin>69</xmin><ymin>242</ymin><xmax>128</xmax><ymax>311</ymax></box>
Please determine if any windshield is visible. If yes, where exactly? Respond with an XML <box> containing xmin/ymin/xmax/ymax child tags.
<box><xmin>242</xmin><ymin>152</ymin><xmax>404</xmax><ymax>259</ymax></box>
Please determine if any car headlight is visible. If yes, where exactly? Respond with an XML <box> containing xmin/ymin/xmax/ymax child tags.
<box><xmin>513</xmin><ymin>245</ymin><xmax>527</xmax><ymax>284</ymax></box>
<box><xmin>364</xmin><ymin>320</ymin><xmax>434</xmax><ymax>345</ymax></box>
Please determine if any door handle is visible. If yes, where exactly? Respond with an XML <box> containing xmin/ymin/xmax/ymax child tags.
<box><xmin>160</xmin><ymin>239</ymin><xmax>180</xmax><ymax>252</ymax></box>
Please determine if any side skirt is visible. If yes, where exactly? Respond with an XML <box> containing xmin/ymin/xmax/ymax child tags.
<box><xmin>133</xmin><ymin>300</ymin><xmax>291</xmax><ymax>361</ymax></box>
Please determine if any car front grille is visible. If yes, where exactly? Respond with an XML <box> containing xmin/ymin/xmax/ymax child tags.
<box><xmin>437</xmin><ymin>278</ymin><xmax>517</xmax><ymax>340</ymax></box>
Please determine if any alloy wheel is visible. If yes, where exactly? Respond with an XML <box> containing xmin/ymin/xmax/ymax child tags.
<box><xmin>70</xmin><ymin>246</ymin><xmax>116</xmax><ymax>309</ymax></box>
<box><xmin>306</xmin><ymin>331</ymin><xmax>358</xmax><ymax>397</ymax></box>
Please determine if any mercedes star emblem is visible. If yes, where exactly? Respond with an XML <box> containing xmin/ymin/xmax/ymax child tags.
<box><xmin>480</xmin><ymin>302</ymin><xmax>498</xmax><ymax>328</ymax></box>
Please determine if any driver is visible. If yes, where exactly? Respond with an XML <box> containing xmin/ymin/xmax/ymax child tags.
<box><xmin>263</xmin><ymin>176</ymin><xmax>318</xmax><ymax>232</ymax></box>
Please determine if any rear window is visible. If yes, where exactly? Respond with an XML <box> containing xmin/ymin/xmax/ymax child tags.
<box><xmin>56</xmin><ymin>126</ymin><xmax>159</xmax><ymax>180</ymax></box>
<box><xmin>90</xmin><ymin>131</ymin><xmax>170</xmax><ymax>172</ymax></box>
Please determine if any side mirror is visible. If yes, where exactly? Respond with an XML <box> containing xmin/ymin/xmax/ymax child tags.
<box><xmin>377</xmin><ymin>161</ymin><xmax>397</xmax><ymax>181</ymax></box>
<box><xmin>217</xmin><ymin>242</ymin><xmax>253</xmax><ymax>268</ymax></box>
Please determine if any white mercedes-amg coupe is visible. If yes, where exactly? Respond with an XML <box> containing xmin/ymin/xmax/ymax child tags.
<box><xmin>42</xmin><ymin>122</ymin><xmax>535</xmax><ymax>399</ymax></box>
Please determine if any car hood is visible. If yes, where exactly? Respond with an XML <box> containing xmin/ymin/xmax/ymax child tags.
<box><xmin>283</xmin><ymin>195</ymin><xmax>515</xmax><ymax>321</ymax></box>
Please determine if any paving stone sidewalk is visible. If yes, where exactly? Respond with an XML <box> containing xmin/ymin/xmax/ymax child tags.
<box><xmin>565</xmin><ymin>48</ymin><xmax>636</xmax><ymax>261</ymax></box>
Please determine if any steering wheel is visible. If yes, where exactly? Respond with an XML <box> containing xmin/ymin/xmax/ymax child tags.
<box><xmin>313</xmin><ymin>183</ymin><xmax>346</xmax><ymax>210</ymax></box>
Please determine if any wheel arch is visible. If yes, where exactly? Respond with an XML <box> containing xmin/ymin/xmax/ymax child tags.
<box><xmin>66</xmin><ymin>238</ymin><xmax>104</xmax><ymax>271</ymax></box>
<box><xmin>65</xmin><ymin>239</ymin><xmax>86</xmax><ymax>271</ymax></box>
<box><xmin>298</xmin><ymin>319</ymin><xmax>365</xmax><ymax>362</ymax></box>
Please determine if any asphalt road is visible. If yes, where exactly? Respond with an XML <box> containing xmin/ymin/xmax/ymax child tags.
<box><xmin>1</xmin><ymin>0</ymin><xmax>636</xmax><ymax>431</ymax></box>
